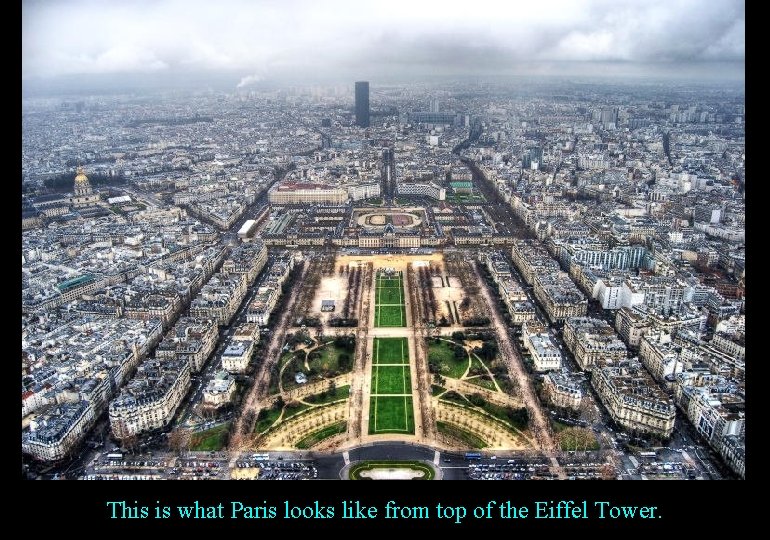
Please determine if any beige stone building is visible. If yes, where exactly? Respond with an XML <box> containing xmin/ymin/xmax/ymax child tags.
<box><xmin>268</xmin><ymin>182</ymin><xmax>348</xmax><ymax>205</ymax></box>
<box><xmin>592</xmin><ymin>359</ymin><xmax>675</xmax><ymax>438</ymax></box>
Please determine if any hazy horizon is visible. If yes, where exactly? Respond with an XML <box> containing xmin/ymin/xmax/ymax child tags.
<box><xmin>23</xmin><ymin>0</ymin><xmax>744</xmax><ymax>95</ymax></box>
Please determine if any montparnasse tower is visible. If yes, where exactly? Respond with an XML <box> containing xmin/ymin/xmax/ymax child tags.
<box><xmin>73</xmin><ymin>166</ymin><xmax>93</xmax><ymax>197</ymax></box>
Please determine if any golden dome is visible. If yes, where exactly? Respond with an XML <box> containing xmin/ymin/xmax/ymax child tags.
<box><xmin>74</xmin><ymin>166</ymin><xmax>89</xmax><ymax>185</ymax></box>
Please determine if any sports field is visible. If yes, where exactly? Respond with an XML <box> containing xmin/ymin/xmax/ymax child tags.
<box><xmin>369</xmin><ymin>337</ymin><xmax>415</xmax><ymax>434</ymax></box>
<box><xmin>374</xmin><ymin>272</ymin><xmax>407</xmax><ymax>327</ymax></box>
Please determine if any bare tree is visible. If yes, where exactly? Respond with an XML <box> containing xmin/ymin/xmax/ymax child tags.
<box><xmin>203</xmin><ymin>406</ymin><xmax>220</xmax><ymax>420</ymax></box>
<box><xmin>168</xmin><ymin>428</ymin><xmax>193</xmax><ymax>455</ymax></box>
<box><xmin>600</xmin><ymin>463</ymin><xmax>616</xmax><ymax>480</ymax></box>
<box><xmin>121</xmin><ymin>433</ymin><xmax>140</xmax><ymax>454</ymax></box>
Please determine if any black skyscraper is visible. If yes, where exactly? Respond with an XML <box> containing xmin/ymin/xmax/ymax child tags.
<box><xmin>355</xmin><ymin>81</ymin><xmax>370</xmax><ymax>128</ymax></box>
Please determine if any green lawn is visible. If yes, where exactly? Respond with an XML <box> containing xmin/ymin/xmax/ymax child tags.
<box><xmin>295</xmin><ymin>421</ymin><xmax>348</xmax><ymax>449</ymax></box>
<box><xmin>466</xmin><ymin>375</ymin><xmax>498</xmax><ymax>391</ymax></box>
<box><xmin>465</xmin><ymin>356</ymin><xmax>497</xmax><ymax>390</ymax></box>
<box><xmin>427</xmin><ymin>340</ymin><xmax>468</xmax><ymax>379</ymax></box>
<box><xmin>372</xmin><ymin>365</ymin><xmax>411</xmax><ymax>394</ymax></box>
<box><xmin>255</xmin><ymin>403</ymin><xmax>283</xmax><ymax>434</ymax></box>
<box><xmin>312</xmin><ymin>343</ymin><xmax>352</xmax><ymax>374</ymax></box>
<box><xmin>478</xmin><ymin>401</ymin><xmax>530</xmax><ymax>431</ymax></box>
<box><xmin>304</xmin><ymin>385</ymin><xmax>350</xmax><ymax>405</ymax></box>
<box><xmin>190</xmin><ymin>423</ymin><xmax>229</xmax><ymax>451</ymax></box>
<box><xmin>376</xmin><ymin>305</ymin><xmax>407</xmax><ymax>327</ymax></box>
<box><xmin>282</xmin><ymin>343</ymin><xmax>354</xmax><ymax>391</ymax></box>
<box><xmin>376</xmin><ymin>286</ymin><xmax>404</xmax><ymax>305</ymax></box>
<box><xmin>436</xmin><ymin>421</ymin><xmax>488</xmax><ymax>449</ymax></box>
<box><xmin>368</xmin><ymin>337</ymin><xmax>413</xmax><ymax>434</ymax></box>
<box><xmin>497</xmin><ymin>376</ymin><xmax>516</xmax><ymax>395</ymax></box>
<box><xmin>280</xmin><ymin>355</ymin><xmax>305</xmax><ymax>391</ymax></box>
<box><xmin>373</xmin><ymin>337</ymin><xmax>408</xmax><ymax>364</ymax></box>
<box><xmin>268</xmin><ymin>352</ymin><xmax>294</xmax><ymax>394</ymax></box>
<box><xmin>283</xmin><ymin>401</ymin><xmax>311</xmax><ymax>420</ymax></box>
<box><xmin>439</xmin><ymin>391</ymin><xmax>471</xmax><ymax>407</ymax></box>
<box><xmin>374</xmin><ymin>273</ymin><xmax>406</xmax><ymax>328</ymax></box>
<box><xmin>369</xmin><ymin>396</ymin><xmax>415</xmax><ymax>434</ymax></box>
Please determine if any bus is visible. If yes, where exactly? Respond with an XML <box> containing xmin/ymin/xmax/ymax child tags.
<box><xmin>464</xmin><ymin>452</ymin><xmax>482</xmax><ymax>461</ymax></box>
<box><xmin>106</xmin><ymin>453</ymin><xmax>123</xmax><ymax>461</ymax></box>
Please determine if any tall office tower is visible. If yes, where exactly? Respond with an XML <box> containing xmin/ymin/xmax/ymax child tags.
<box><xmin>429</xmin><ymin>99</ymin><xmax>440</xmax><ymax>113</ymax></box>
<box><xmin>355</xmin><ymin>81</ymin><xmax>370</xmax><ymax>127</ymax></box>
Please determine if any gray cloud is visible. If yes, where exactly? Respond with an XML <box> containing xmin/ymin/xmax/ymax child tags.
<box><xmin>22</xmin><ymin>0</ymin><xmax>744</xmax><ymax>81</ymax></box>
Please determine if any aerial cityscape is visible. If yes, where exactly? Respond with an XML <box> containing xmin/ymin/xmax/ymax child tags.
<box><xmin>22</xmin><ymin>0</ymin><xmax>744</xmax><ymax>481</ymax></box>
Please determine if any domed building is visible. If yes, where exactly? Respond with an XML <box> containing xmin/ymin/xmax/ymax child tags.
<box><xmin>73</xmin><ymin>166</ymin><xmax>92</xmax><ymax>197</ymax></box>
<box><xmin>69</xmin><ymin>166</ymin><xmax>101</xmax><ymax>207</ymax></box>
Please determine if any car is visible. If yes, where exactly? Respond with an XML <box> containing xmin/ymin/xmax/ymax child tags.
<box><xmin>443</xmin><ymin>458</ymin><xmax>451</xmax><ymax>463</ymax></box>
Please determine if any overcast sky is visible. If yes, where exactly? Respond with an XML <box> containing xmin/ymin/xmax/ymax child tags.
<box><xmin>23</xmin><ymin>0</ymin><xmax>744</xmax><ymax>85</ymax></box>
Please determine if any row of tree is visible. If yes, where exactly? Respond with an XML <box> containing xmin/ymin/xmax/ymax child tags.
<box><xmin>342</xmin><ymin>266</ymin><xmax>362</xmax><ymax>319</ymax></box>
<box><xmin>417</xmin><ymin>266</ymin><xmax>438</xmax><ymax>324</ymax></box>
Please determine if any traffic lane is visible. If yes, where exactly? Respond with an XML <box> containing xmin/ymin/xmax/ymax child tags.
<box><xmin>349</xmin><ymin>442</ymin><xmax>436</xmax><ymax>462</ymax></box>
<box><xmin>312</xmin><ymin>454</ymin><xmax>346</xmax><ymax>479</ymax></box>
